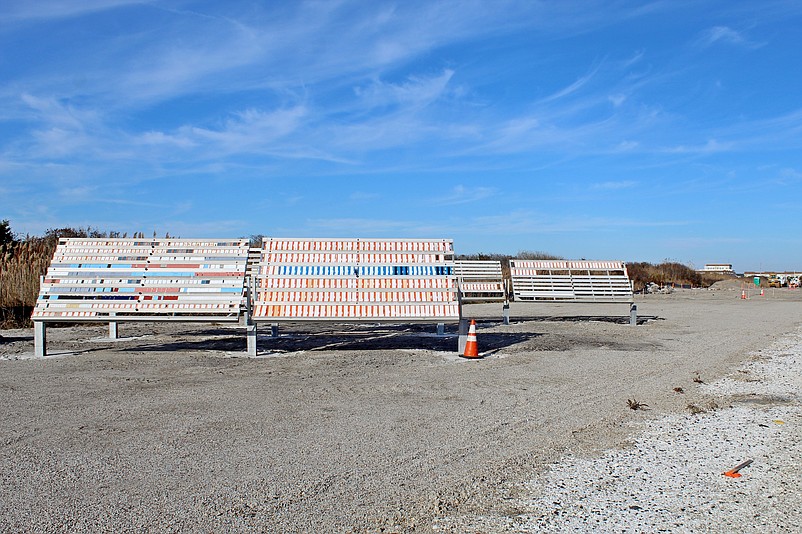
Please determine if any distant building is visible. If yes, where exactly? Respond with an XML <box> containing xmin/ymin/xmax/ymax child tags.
<box><xmin>698</xmin><ymin>263</ymin><xmax>735</xmax><ymax>275</ymax></box>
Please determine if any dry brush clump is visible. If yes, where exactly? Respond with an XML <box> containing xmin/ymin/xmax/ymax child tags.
<box><xmin>626</xmin><ymin>261</ymin><xmax>731</xmax><ymax>292</ymax></box>
<box><xmin>627</xmin><ymin>398</ymin><xmax>649</xmax><ymax>410</ymax></box>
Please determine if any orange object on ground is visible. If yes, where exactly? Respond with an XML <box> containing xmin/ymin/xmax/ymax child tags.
<box><xmin>462</xmin><ymin>319</ymin><xmax>479</xmax><ymax>358</ymax></box>
<box><xmin>723</xmin><ymin>458</ymin><xmax>753</xmax><ymax>478</ymax></box>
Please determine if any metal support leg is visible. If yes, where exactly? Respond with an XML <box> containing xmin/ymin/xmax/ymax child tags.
<box><xmin>271</xmin><ymin>323</ymin><xmax>278</xmax><ymax>338</ymax></box>
<box><xmin>457</xmin><ymin>318</ymin><xmax>468</xmax><ymax>354</ymax></box>
<box><xmin>630</xmin><ymin>304</ymin><xmax>638</xmax><ymax>326</ymax></box>
<box><xmin>247</xmin><ymin>322</ymin><xmax>257</xmax><ymax>356</ymax></box>
<box><xmin>502</xmin><ymin>302</ymin><xmax>510</xmax><ymax>326</ymax></box>
<box><xmin>437</xmin><ymin>323</ymin><xmax>445</xmax><ymax>336</ymax></box>
<box><xmin>245</xmin><ymin>276</ymin><xmax>257</xmax><ymax>355</ymax></box>
<box><xmin>34</xmin><ymin>321</ymin><xmax>46</xmax><ymax>357</ymax></box>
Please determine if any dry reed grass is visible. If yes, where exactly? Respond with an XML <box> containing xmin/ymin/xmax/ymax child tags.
<box><xmin>0</xmin><ymin>239</ymin><xmax>55</xmax><ymax>327</ymax></box>
<box><xmin>0</xmin><ymin>226</ymin><xmax>139</xmax><ymax>327</ymax></box>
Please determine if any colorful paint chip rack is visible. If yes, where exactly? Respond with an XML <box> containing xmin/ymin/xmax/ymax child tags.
<box><xmin>32</xmin><ymin>238</ymin><xmax>250</xmax><ymax>321</ymax></box>
<box><xmin>251</xmin><ymin>238</ymin><xmax>460</xmax><ymax>322</ymax></box>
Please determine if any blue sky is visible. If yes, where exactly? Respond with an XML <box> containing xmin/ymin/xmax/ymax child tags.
<box><xmin>2</xmin><ymin>1</ymin><xmax>801</xmax><ymax>271</ymax></box>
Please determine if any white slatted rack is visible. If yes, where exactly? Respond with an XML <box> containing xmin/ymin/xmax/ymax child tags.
<box><xmin>246</xmin><ymin>246</ymin><xmax>262</xmax><ymax>277</ymax></box>
<box><xmin>33</xmin><ymin>238</ymin><xmax>249</xmax><ymax>321</ymax></box>
<box><xmin>454</xmin><ymin>260</ymin><xmax>506</xmax><ymax>302</ymax></box>
<box><xmin>510</xmin><ymin>260</ymin><xmax>633</xmax><ymax>302</ymax></box>
<box><xmin>252</xmin><ymin>238</ymin><xmax>460</xmax><ymax>322</ymax></box>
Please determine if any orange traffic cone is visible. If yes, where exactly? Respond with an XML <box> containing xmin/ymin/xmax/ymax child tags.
<box><xmin>462</xmin><ymin>319</ymin><xmax>479</xmax><ymax>358</ymax></box>
<box><xmin>741</xmin><ymin>290</ymin><xmax>747</xmax><ymax>299</ymax></box>
<box><xmin>760</xmin><ymin>288</ymin><xmax>764</xmax><ymax>296</ymax></box>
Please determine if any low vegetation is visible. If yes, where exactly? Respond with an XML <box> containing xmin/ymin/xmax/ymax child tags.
<box><xmin>626</xmin><ymin>261</ymin><xmax>733</xmax><ymax>292</ymax></box>
<box><xmin>627</xmin><ymin>398</ymin><xmax>649</xmax><ymax>410</ymax></box>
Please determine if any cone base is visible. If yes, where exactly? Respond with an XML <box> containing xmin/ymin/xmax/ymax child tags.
<box><xmin>461</xmin><ymin>342</ymin><xmax>479</xmax><ymax>358</ymax></box>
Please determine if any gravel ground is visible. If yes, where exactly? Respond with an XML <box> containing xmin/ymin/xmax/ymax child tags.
<box><xmin>1</xmin><ymin>287</ymin><xmax>801</xmax><ymax>532</ymax></box>
<box><xmin>434</xmin><ymin>321</ymin><xmax>802</xmax><ymax>533</ymax></box>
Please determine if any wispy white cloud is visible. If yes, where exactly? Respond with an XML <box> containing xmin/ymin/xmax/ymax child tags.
<box><xmin>354</xmin><ymin>70</ymin><xmax>455</xmax><ymax>110</ymax></box>
<box><xmin>538</xmin><ymin>65</ymin><xmax>601</xmax><ymax>104</ymax></box>
<box><xmin>153</xmin><ymin>218</ymin><xmax>249</xmax><ymax>238</ymax></box>
<box><xmin>701</xmin><ymin>26</ymin><xmax>745</xmax><ymax>46</ymax></box>
<box><xmin>640</xmin><ymin>108</ymin><xmax>802</xmax><ymax>161</ymax></box>
<box><xmin>661</xmin><ymin>235</ymin><xmax>749</xmax><ymax>249</ymax></box>
<box><xmin>349</xmin><ymin>191</ymin><xmax>381</xmax><ymax>202</ymax></box>
<box><xmin>189</xmin><ymin>107</ymin><xmax>308</xmax><ymax>150</ymax></box>
<box><xmin>2</xmin><ymin>1</ymin><xmax>661</xmax><ymax>113</ymax></box>
<box><xmin>462</xmin><ymin>210</ymin><xmax>689</xmax><ymax>236</ymax></box>
<box><xmin>616</xmin><ymin>140</ymin><xmax>639</xmax><ymax>151</ymax></box>
<box><xmin>13</xmin><ymin>93</ymin><xmax>109</xmax><ymax>159</ymax></box>
<box><xmin>0</xmin><ymin>0</ymin><xmax>139</xmax><ymax>21</ymax></box>
<box><xmin>56</xmin><ymin>184</ymin><xmax>186</xmax><ymax>210</ymax></box>
<box><xmin>474</xmin><ymin>111</ymin><xmax>619</xmax><ymax>156</ymax></box>
<box><xmin>137</xmin><ymin>131</ymin><xmax>197</xmax><ymax>149</ymax></box>
<box><xmin>117</xmin><ymin>29</ymin><xmax>264</xmax><ymax>104</ymax></box>
<box><xmin>663</xmin><ymin>139</ymin><xmax>733</xmax><ymax>154</ymax></box>
<box><xmin>20</xmin><ymin>93</ymin><xmax>99</xmax><ymax>129</ymax></box>
<box><xmin>431</xmin><ymin>185</ymin><xmax>497</xmax><ymax>206</ymax></box>
<box><xmin>130</xmin><ymin>108</ymin><xmax>359</xmax><ymax>165</ymax></box>
<box><xmin>697</xmin><ymin>25</ymin><xmax>763</xmax><ymax>49</ymax></box>
<box><xmin>591</xmin><ymin>180</ymin><xmax>637</xmax><ymax>190</ymax></box>
<box><xmin>608</xmin><ymin>93</ymin><xmax>627</xmax><ymax>107</ymax></box>
<box><xmin>304</xmin><ymin>217</ymin><xmax>414</xmax><ymax>235</ymax></box>
<box><xmin>779</xmin><ymin>167</ymin><xmax>802</xmax><ymax>182</ymax></box>
<box><xmin>621</xmin><ymin>49</ymin><xmax>645</xmax><ymax>68</ymax></box>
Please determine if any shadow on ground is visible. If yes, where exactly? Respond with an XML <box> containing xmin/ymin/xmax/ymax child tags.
<box><xmin>123</xmin><ymin>322</ymin><xmax>538</xmax><ymax>354</ymax></box>
<box><xmin>0</xmin><ymin>334</ymin><xmax>33</xmax><ymax>344</ymax></box>
<box><xmin>507</xmin><ymin>315</ymin><xmax>661</xmax><ymax>325</ymax></box>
